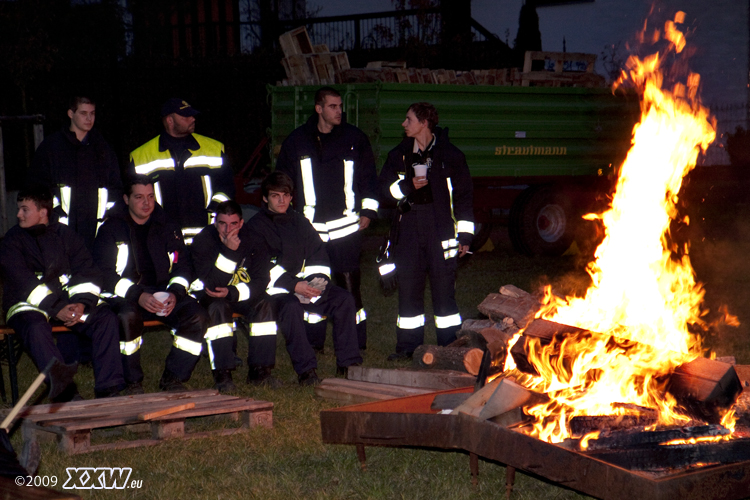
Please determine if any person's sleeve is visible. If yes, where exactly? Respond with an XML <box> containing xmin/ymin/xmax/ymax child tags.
<box><xmin>236</xmin><ymin>238</ymin><xmax>271</xmax><ymax>303</ymax></box>
<box><xmin>450</xmin><ymin>150</ymin><xmax>475</xmax><ymax>246</ymax></box>
<box><xmin>191</xmin><ymin>228</ymin><xmax>243</xmax><ymax>302</ymax></box>
<box><xmin>0</xmin><ymin>237</ymin><xmax>67</xmax><ymax>319</ymax></box>
<box><xmin>64</xmin><ymin>229</ymin><xmax>103</xmax><ymax>310</ymax></box>
<box><xmin>356</xmin><ymin>132</ymin><xmax>379</xmax><ymax>220</ymax></box>
<box><xmin>165</xmin><ymin>224</ymin><xmax>191</xmax><ymax>298</ymax></box>
<box><xmin>208</xmin><ymin>150</ymin><xmax>235</xmax><ymax>208</ymax></box>
<box><xmin>379</xmin><ymin>150</ymin><xmax>413</xmax><ymax>206</ymax></box>
<box><xmin>93</xmin><ymin>221</ymin><xmax>144</xmax><ymax>303</ymax></box>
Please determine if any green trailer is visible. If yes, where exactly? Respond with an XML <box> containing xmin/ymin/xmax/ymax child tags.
<box><xmin>267</xmin><ymin>82</ymin><xmax>640</xmax><ymax>255</ymax></box>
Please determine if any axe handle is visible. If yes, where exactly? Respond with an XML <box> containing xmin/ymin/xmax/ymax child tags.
<box><xmin>1</xmin><ymin>371</ymin><xmax>48</xmax><ymax>431</ymax></box>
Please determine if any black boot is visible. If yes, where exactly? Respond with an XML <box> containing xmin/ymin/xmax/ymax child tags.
<box><xmin>246</xmin><ymin>365</ymin><xmax>282</xmax><ymax>389</ymax></box>
<box><xmin>213</xmin><ymin>369</ymin><xmax>237</xmax><ymax>393</ymax></box>
<box><xmin>159</xmin><ymin>369</ymin><xmax>186</xmax><ymax>392</ymax></box>
<box><xmin>298</xmin><ymin>368</ymin><xmax>321</xmax><ymax>386</ymax></box>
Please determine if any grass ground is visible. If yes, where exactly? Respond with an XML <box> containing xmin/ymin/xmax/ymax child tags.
<box><xmin>2</xmin><ymin>167</ymin><xmax>750</xmax><ymax>499</ymax></box>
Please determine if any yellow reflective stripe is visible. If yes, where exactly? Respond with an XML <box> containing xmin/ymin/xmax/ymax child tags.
<box><xmin>168</xmin><ymin>276</ymin><xmax>189</xmax><ymax>289</ymax></box>
<box><xmin>390</xmin><ymin>180</ymin><xmax>405</xmax><ymax>200</ymax></box>
<box><xmin>269</xmin><ymin>264</ymin><xmax>286</xmax><ymax>288</ymax></box>
<box><xmin>302</xmin><ymin>265</ymin><xmax>331</xmax><ymax>278</ymax></box>
<box><xmin>173</xmin><ymin>334</ymin><xmax>202</xmax><ymax>356</ymax></box>
<box><xmin>456</xmin><ymin>220</ymin><xmax>475</xmax><ymax>235</ymax></box>
<box><xmin>6</xmin><ymin>303</ymin><xmax>49</xmax><ymax>322</ymax></box>
<box><xmin>300</xmin><ymin>157</ymin><xmax>316</xmax><ymax>223</ymax></box>
<box><xmin>397</xmin><ymin>315</ymin><xmax>425</xmax><ymax>329</ymax></box>
<box><xmin>120</xmin><ymin>336</ymin><xmax>143</xmax><ymax>356</ymax></box>
<box><xmin>443</xmin><ymin>249</ymin><xmax>458</xmax><ymax>259</ymax></box>
<box><xmin>189</xmin><ymin>279</ymin><xmax>205</xmax><ymax>293</ymax></box>
<box><xmin>327</xmin><ymin>214</ymin><xmax>359</xmax><ymax>230</ymax></box>
<box><xmin>250</xmin><ymin>321</ymin><xmax>277</xmax><ymax>336</ymax></box>
<box><xmin>447</xmin><ymin>178</ymin><xmax>457</xmax><ymax>228</ymax></box>
<box><xmin>235</xmin><ymin>282</ymin><xmax>251</xmax><ymax>302</ymax></box>
<box><xmin>135</xmin><ymin>158</ymin><xmax>175</xmax><ymax>175</ymax></box>
<box><xmin>356</xmin><ymin>308</ymin><xmax>366</xmax><ymax>324</ymax></box>
<box><xmin>212</xmin><ymin>192</ymin><xmax>230</xmax><ymax>203</ymax></box>
<box><xmin>154</xmin><ymin>181</ymin><xmax>163</xmax><ymax>205</ymax></box>
<box><xmin>67</xmin><ymin>283</ymin><xmax>101</xmax><ymax>297</ymax></box>
<box><xmin>304</xmin><ymin>312</ymin><xmax>326</xmax><ymax>324</ymax></box>
<box><xmin>362</xmin><ymin>198</ymin><xmax>379</xmax><ymax>211</ymax></box>
<box><xmin>215</xmin><ymin>253</ymin><xmax>237</xmax><ymax>274</ymax></box>
<box><xmin>182</xmin><ymin>227</ymin><xmax>203</xmax><ymax>236</ymax></box>
<box><xmin>329</xmin><ymin>223</ymin><xmax>359</xmax><ymax>241</ymax></box>
<box><xmin>441</xmin><ymin>238</ymin><xmax>458</xmax><ymax>249</ymax></box>
<box><xmin>59</xmin><ymin>185</ymin><xmax>71</xmax><ymax>217</ymax></box>
<box><xmin>184</xmin><ymin>155</ymin><xmax>223</xmax><ymax>168</ymax></box>
<box><xmin>205</xmin><ymin>323</ymin><xmax>234</xmax><ymax>341</ymax></box>
<box><xmin>343</xmin><ymin>160</ymin><xmax>355</xmax><ymax>216</ymax></box>
<box><xmin>116</xmin><ymin>243</ymin><xmax>129</xmax><ymax>275</ymax></box>
<box><xmin>27</xmin><ymin>284</ymin><xmax>52</xmax><ymax>306</ymax></box>
<box><xmin>115</xmin><ymin>278</ymin><xmax>135</xmax><ymax>298</ymax></box>
<box><xmin>435</xmin><ymin>313</ymin><xmax>462</xmax><ymax>329</ymax></box>
<box><xmin>201</xmin><ymin>175</ymin><xmax>213</xmax><ymax>208</ymax></box>
<box><xmin>379</xmin><ymin>263</ymin><xmax>396</xmax><ymax>275</ymax></box>
<box><xmin>97</xmin><ymin>188</ymin><xmax>109</xmax><ymax>219</ymax></box>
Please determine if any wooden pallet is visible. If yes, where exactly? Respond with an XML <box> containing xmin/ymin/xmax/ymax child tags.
<box><xmin>19</xmin><ymin>390</ymin><xmax>272</xmax><ymax>455</ymax></box>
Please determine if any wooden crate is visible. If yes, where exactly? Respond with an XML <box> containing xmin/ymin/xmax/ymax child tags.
<box><xmin>279</xmin><ymin>26</ymin><xmax>314</xmax><ymax>57</ymax></box>
<box><xmin>523</xmin><ymin>50</ymin><xmax>597</xmax><ymax>74</ymax></box>
<box><xmin>20</xmin><ymin>390</ymin><xmax>273</xmax><ymax>455</ymax></box>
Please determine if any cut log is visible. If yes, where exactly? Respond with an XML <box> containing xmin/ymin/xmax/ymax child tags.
<box><xmin>509</xmin><ymin>319</ymin><xmax>589</xmax><ymax>375</ymax></box>
<box><xmin>345</xmin><ymin>366</ymin><xmax>475</xmax><ymax>390</ymax></box>
<box><xmin>413</xmin><ymin>345</ymin><xmax>484</xmax><ymax>375</ymax></box>
<box><xmin>477</xmin><ymin>287</ymin><xmax>541</xmax><ymax>327</ymax></box>
<box><xmin>449</xmin><ymin>330</ymin><xmax>488</xmax><ymax>349</ymax></box>
<box><xmin>583</xmin><ymin>424</ymin><xmax>729</xmax><ymax>451</ymax></box>
<box><xmin>667</xmin><ymin>356</ymin><xmax>743</xmax><ymax>423</ymax></box>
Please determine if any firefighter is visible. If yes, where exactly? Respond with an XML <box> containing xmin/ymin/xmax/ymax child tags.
<box><xmin>275</xmin><ymin>87</ymin><xmax>379</xmax><ymax>351</ymax></box>
<box><xmin>378</xmin><ymin>102</ymin><xmax>474</xmax><ymax>360</ymax></box>
<box><xmin>0</xmin><ymin>186</ymin><xmax>124</xmax><ymax>401</ymax></box>
<box><xmin>93</xmin><ymin>175</ymin><xmax>210</xmax><ymax>393</ymax></box>
<box><xmin>189</xmin><ymin>200</ymin><xmax>278</xmax><ymax>389</ymax></box>
<box><xmin>128</xmin><ymin>98</ymin><xmax>234</xmax><ymax>245</ymax></box>
<box><xmin>28</xmin><ymin>96</ymin><xmax>122</xmax><ymax>251</ymax></box>
<box><xmin>246</xmin><ymin>172</ymin><xmax>362</xmax><ymax>383</ymax></box>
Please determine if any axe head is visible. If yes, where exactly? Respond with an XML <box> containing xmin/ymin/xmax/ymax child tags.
<box><xmin>44</xmin><ymin>359</ymin><xmax>78</xmax><ymax>402</ymax></box>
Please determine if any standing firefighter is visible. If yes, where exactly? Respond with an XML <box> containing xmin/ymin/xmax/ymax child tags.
<box><xmin>379</xmin><ymin>102</ymin><xmax>474</xmax><ymax>360</ymax></box>
<box><xmin>128</xmin><ymin>98</ymin><xmax>234</xmax><ymax>245</ymax></box>
<box><xmin>275</xmin><ymin>87</ymin><xmax>379</xmax><ymax>351</ymax></box>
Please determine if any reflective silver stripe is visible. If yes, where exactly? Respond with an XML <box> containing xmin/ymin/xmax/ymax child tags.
<box><xmin>302</xmin><ymin>265</ymin><xmax>331</xmax><ymax>278</ymax></box>
<box><xmin>379</xmin><ymin>263</ymin><xmax>396</xmax><ymax>275</ymax></box>
<box><xmin>235</xmin><ymin>282</ymin><xmax>251</xmax><ymax>302</ymax></box>
<box><xmin>343</xmin><ymin>160</ymin><xmax>355</xmax><ymax>217</ymax></box>
<box><xmin>67</xmin><ymin>283</ymin><xmax>101</xmax><ymax>296</ymax></box>
<box><xmin>390</xmin><ymin>180</ymin><xmax>405</xmax><ymax>200</ymax></box>
<box><xmin>312</xmin><ymin>222</ymin><xmax>329</xmax><ymax>242</ymax></box>
<box><xmin>120</xmin><ymin>336</ymin><xmax>143</xmax><ymax>356</ymax></box>
<box><xmin>269</xmin><ymin>264</ymin><xmax>286</xmax><ymax>289</ymax></box>
<box><xmin>397</xmin><ymin>315</ymin><xmax>425</xmax><ymax>329</ymax></box>
<box><xmin>116</xmin><ymin>242</ymin><xmax>129</xmax><ymax>276</ymax></box>
<box><xmin>168</xmin><ymin>276</ymin><xmax>189</xmax><ymax>289</ymax></box>
<box><xmin>205</xmin><ymin>323</ymin><xmax>233</xmax><ymax>341</ymax></box>
<box><xmin>250</xmin><ymin>321</ymin><xmax>277</xmax><ymax>336</ymax></box>
<box><xmin>435</xmin><ymin>313</ymin><xmax>462</xmax><ymax>329</ymax></box>
<box><xmin>115</xmin><ymin>278</ymin><xmax>135</xmax><ymax>298</ymax></box>
<box><xmin>443</xmin><ymin>249</ymin><xmax>458</xmax><ymax>259</ymax></box>
<box><xmin>356</xmin><ymin>308</ymin><xmax>366</xmax><ymax>324</ymax></box>
<box><xmin>27</xmin><ymin>284</ymin><xmax>52</xmax><ymax>306</ymax></box>
<box><xmin>182</xmin><ymin>227</ymin><xmax>203</xmax><ymax>237</ymax></box>
<box><xmin>184</xmin><ymin>237</ymin><xmax>194</xmax><ymax>245</ymax></box>
<box><xmin>329</xmin><ymin>222</ymin><xmax>359</xmax><ymax>241</ymax></box>
<box><xmin>184</xmin><ymin>155</ymin><xmax>223</xmax><ymax>168</ymax></box>
<box><xmin>304</xmin><ymin>312</ymin><xmax>326</xmax><ymax>324</ymax></box>
<box><xmin>58</xmin><ymin>185</ymin><xmax>72</xmax><ymax>225</ymax></box>
<box><xmin>362</xmin><ymin>198</ymin><xmax>379</xmax><ymax>212</ymax></box>
<box><xmin>189</xmin><ymin>279</ymin><xmax>205</xmax><ymax>293</ymax></box>
<box><xmin>267</xmin><ymin>287</ymin><xmax>288</xmax><ymax>295</ymax></box>
<box><xmin>456</xmin><ymin>220</ymin><xmax>475</xmax><ymax>235</ymax></box>
<box><xmin>212</xmin><ymin>192</ymin><xmax>230</xmax><ymax>203</ymax></box>
<box><xmin>327</xmin><ymin>214</ymin><xmax>360</xmax><ymax>230</ymax></box>
<box><xmin>79</xmin><ymin>313</ymin><xmax>89</xmax><ymax>322</ymax></box>
<box><xmin>441</xmin><ymin>238</ymin><xmax>458</xmax><ymax>250</ymax></box>
<box><xmin>173</xmin><ymin>334</ymin><xmax>203</xmax><ymax>356</ymax></box>
<box><xmin>299</xmin><ymin>157</ymin><xmax>316</xmax><ymax>223</ymax></box>
<box><xmin>53</xmin><ymin>195</ymin><xmax>61</xmax><ymax>208</ymax></box>
<box><xmin>135</xmin><ymin>158</ymin><xmax>174</xmax><ymax>175</ymax></box>
<box><xmin>215</xmin><ymin>253</ymin><xmax>237</xmax><ymax>274</ymax></box>
<box><xmin>154</xmin><ymin>181</ymin><xmax>163</xmax><ymax>205</ymax></box>
<box><xmin>201</xmin><ymin>175</ymin><xmax>213</xmax><ymax>207</ymax></box>
<box><xmin>97</xmin><ymin>188</ymin><xmax>109</xmax><ymax>220</ymax></box>
<box><xmin>442</xmin><ymin>238</ymin><xmax>459</xmax><ymax>260</ymax></box>
<box><xmin>59</xmin><ymin>274</ymin><xmax>70</xmax><ymax>286</ymax></box>
<box><xmin>6</xmin><ymin>303</ymin><xmax>48</xmax><ymax>322</ymax></box>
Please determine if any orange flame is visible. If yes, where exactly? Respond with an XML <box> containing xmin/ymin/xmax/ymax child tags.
<box><xmin>510</xmin><ymin>12</ymin><xmax>731</xmax><ymax>443</ymax></box>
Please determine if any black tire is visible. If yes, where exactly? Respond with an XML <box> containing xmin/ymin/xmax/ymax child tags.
<box><xmin>469</xmin><ymin>222</ymin><xmax>493</xmax><ymax>253</ymax></box>
<box><xmin>508</xmin><ymin>185</ymin><xmax>577</xmax><ymax>256</ymax></box>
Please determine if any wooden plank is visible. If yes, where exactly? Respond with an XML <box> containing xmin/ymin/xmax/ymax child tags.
<box><xmin>478</xmin><ymin>378</ymin><xmax>535</xmax><ymax>420</ymax></box>
<box><xmin>346</xmin><ymin>366</ymin><xmax>475</xmax><ymax>390</ymax></box>
<box><xmin>278</xmin><ymin>26</ymin><xmax>313</xmax><ymax>57</ymax></box>
<box><xmin>318</xmin><ymin>379</ymin><xmax>433</xmax><ymax>398</ymax></box>
<box><xmin>312</xmin><ymin>44</ymin><xmax>329</xmax><ymax>53</ymax></box>
<box><xmin>314</xmin><ymin>383</ymin><xmax>396</xmax><ymax>405</ymax></box>
<box><xmin>139</xmin><ymin>402</ymin><xmax>195</xmax><ymax>421</ymax></box>
<box><xmin>452</xmin><ymin>378</ymin><xmax>503</xmax><ymax>417</ymax></box>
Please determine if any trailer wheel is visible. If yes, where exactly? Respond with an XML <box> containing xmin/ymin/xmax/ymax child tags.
<box><xmin>469</xmin><ymin>223</ymin><xmax>493</xmax><ymax>253</ymax></box>
<box><xmin>509</xmin><ymin>185</ymin><xmax>576</xmax><ymax>256</ymax></box>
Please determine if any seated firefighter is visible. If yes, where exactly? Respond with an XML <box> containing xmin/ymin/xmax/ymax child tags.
<box><xmin>189</xmin><ymin>200</ymin><xmax>275</xmax><ymax>391</ymax></box>
<box><xmin>246</xmin><ymin>172</ymin><xmax>363</xmax><ymax>384</ymax></box>
<box><xmin>93</xmin><ymin>175</ymin><xmax>210</xmax><ymax>393</ymax></box>
<box><xmin>0</xmin><ymin>186</ymin><xmax>124</xmax><ymax>401</ymax></box>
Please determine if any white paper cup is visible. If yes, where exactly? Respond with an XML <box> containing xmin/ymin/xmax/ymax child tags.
<box><xmin>152</xmin><ymin>291</ymin><xmax>170</xmax><ymax>316</ymax></box>
<box><xmin>413</xmin><ymin>164</ymin><xmax>427</xmax><ymax>179</ymax></box>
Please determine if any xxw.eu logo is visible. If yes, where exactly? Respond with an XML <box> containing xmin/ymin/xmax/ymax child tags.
<box><xmin>62</xmin><ymin>468</ymin><xmax>141</xmax><ymax>489</ymax></box>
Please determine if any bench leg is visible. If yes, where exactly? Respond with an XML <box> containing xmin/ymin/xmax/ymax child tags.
<box><xmin>7</xmin><ymin>336</ymin><xmax>19</xmax><ymax>404</ymax></box>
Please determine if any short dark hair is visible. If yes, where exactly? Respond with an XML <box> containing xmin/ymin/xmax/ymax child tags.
<box><xmin>407</xmin><ymin>102</ymin><xmax>439</xmax><ymax>131</ymax></box>
<box><xmin>69</xmin><ymin>96</ymin><xmax>95</xmax><ymax>113</ymax></box>
<box><xmin>215</xmin><ymin>200</ymin><xmax>243</xmax><ymax>219</ymax></box>
<box><xmin>18</xmin><ymin>185</ymin><xmax>54</xmax><ymax>215</ymax></box>
<box><xmin>125</xmin><ymin>174</ymin><xmax>154</xmax><ymax>196</ymax></box>
<box><xmin>262</xmin><ymin>171</ymin><xmax>294</xmax><ymax>198</ymax></box>
<box><xmin>315</xmin><ymin>86</ymin><xmax>341</xmax><ymax>108</ymax></box>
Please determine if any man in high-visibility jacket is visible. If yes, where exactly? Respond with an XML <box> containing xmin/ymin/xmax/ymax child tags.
<box><xmin>128</xmin><ymin>98</ymin><xmax>234</xmax><ymax>245</ymax></box>
<box><xmin>275</xmin><ymin>87</ymin><xmax>378</xmax><ymax>351</ymax></box>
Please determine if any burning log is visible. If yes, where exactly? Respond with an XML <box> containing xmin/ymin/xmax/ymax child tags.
<box><xmin>582</xmin><ymin>424</ymin><xmax>729</xmax><ymax>451</ymax></box>
<box><xmin>569</xmin><ymin>414</ymin><xmax>658</xmax><ymax>436</ymax></box>
<box><xmin>413</xmin><ymin>345</ymin><xmax>485</xmax><ymax>375</ymax></box>
<box><xmin>667</xmin><ymin>357</ymin><xmax>743</xmax><ymax>423</ymax></box>
<box><xmin>509</xmin><ymin>318</ymin><xmax>589</xmax><ymax>375</ymax></box>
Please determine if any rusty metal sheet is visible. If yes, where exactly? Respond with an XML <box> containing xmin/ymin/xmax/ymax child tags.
<box><xmin>320</xmin><ymin>389</ymin><xmax>750</xmax><ymax>500</ymax></box>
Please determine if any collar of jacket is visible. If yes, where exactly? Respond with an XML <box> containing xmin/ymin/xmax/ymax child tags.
<box><xmin>158</xmin><ymin>132</ymin><xmax>200</xmax><ymax>153</ymax></box>
<box><xmin>303</xmin><ymin>111</ymin><xmax>350</xmax><ymax>138</ymax></box>
<box><xmin>61</xmin><ymin>126</ymin><xmax>96</xmax><ymax>146</ymax></box>
<box><xmin>260</xmin><ymin>205</ymin><xmax>297</xmax><ymax>224</ymax></box>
